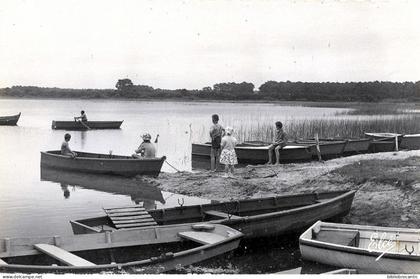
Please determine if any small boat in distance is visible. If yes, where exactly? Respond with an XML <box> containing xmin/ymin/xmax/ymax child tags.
<box><xmin>51</xmin><ymin>120</ymin><xmax>123</xmax><ymax>130</ymax></box>
<box><xmin>40</xmin><ymin>151</ymin><xmax>166</xmax><ymax>177</ymax></box>
<box><xmin>70</xmin><ymin>190</ymin><xmax>356</xmax><ymax>239</ymax></box>
<box><xmin>299</xmin><ymin>221</ymin><xmax>420</xmax><ymax>274</ymax></box>
<box><xmin>0</xmin><ymin>112</ymin><xmax>21</xmax><ymax>126</ymax></box>
<box><xmin>0</xmin><ymin>223</ymin><xmax>242</xmax><ymax>273</ymax></box>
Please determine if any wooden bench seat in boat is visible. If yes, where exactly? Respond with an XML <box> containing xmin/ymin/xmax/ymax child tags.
<box><xmin>313</xmin><ymin>229</ymin><xmax>360</xmax><ymax>247</ymax></box>
<box><xmin>34</xmin><ymin>244</ymin><xmax>95</xmax><ymax>266</ymax></box>
<box><xmin>204</xmin><ymin>210</ymin><xmax>241</xmax><ymax>220</ymax></box>
<box><xmin>178</xmin><ymin>231</ymin><xmax>226</xmax><ymax>245</ymax></box>
<box><xmin>104</xmin><ymin>206</ymin><xmax>157</xmax><ymax>229</ymax></box>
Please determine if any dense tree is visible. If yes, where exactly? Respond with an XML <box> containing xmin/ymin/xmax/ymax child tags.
<box><xmin>115</xmin><ymin>79</ymin><xmax>134</xmax><ymax>91</ymax></box>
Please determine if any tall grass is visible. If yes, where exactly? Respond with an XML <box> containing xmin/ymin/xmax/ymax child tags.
<box><xmin>196</xmin><ymin>114</ymin><xmax>420</xmax><ymax>143</ymax></box>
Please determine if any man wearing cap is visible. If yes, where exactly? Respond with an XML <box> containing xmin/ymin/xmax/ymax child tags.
<box><xmin>132</xmin><ymin>133</ymin><xmax>156</xmax><ymax>158</ymax></box>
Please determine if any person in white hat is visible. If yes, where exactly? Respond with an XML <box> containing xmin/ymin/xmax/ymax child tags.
<box><xmin>219</xmin><ymin>127</ymin><xmax>238</xmax><ymax>177</ymax></box>
<box><xmin>132</xmin><ymin>133</ymin><xmax>156</xmax><ymax>158</ymax></box>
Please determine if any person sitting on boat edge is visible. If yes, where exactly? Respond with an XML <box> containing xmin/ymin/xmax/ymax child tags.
<box><xmin>61</xmin><ymin>133</ymin><xmax>77</xmax><ymax>158</ymax></box>
<box><xmin>132</xmin><ymin>133</ymin><xmax>156</xmax><ymax>158</ymax></box>
<box><xmin>74</xmin><ymin>110</ymin><xmax>87</xmax><ymax>122</ymax></box>
<box><xmin>209</xmin><ymin>114</ymin><xmax>225</xmax><ymax>172</ymax></box>
<box><xmin>267</xmin><ymin>121</ymin><xmax>288</xmax><ymax>165</ymax></box>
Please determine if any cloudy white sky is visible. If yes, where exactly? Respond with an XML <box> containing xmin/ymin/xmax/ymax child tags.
<box><xmin>1</xmin><ymin>0</ymin><xmax>419</xmax><ymax>90</ymax></box>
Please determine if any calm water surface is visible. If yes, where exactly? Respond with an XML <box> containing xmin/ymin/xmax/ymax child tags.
<box><xmin>0</xmin><ymin>98</ymin><xmax>347</xmax><ymax>273</ymax></box>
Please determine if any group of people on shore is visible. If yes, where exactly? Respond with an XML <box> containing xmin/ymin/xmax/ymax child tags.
<box><xmin>209</xmin><ymin>114</ymin><xmax>288</xmax><ymax>177</ymax></box>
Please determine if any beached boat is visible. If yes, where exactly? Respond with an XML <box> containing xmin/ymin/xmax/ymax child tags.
<box><xmin>40</xmin><ymin>151</ymin><xmax>166</xmax><ymax>177</ymax></box>
<box><xmin>0</xmin><ymin>223</ymin><xmax>242</xmax><ymax>273</ymax></box>
<box><xmin>293</xmin><ymin>140</ymin><xmax>348</xmax><ymax>159</ymax></box>
<box><xmin>0</xmin><ymin>112</ymin><xmax>21</xmax><ymax>126</ymax></box>
<box><xmin>192</xmin><ymin>142</ymin><xmax>313</xmax><ymax>164</ymax></box>
<box><xmin>299</xmin><ymin>221</ymin><xmax>420</xmax><ymax>274</ymax></box>
<box><xmin>364</xmin><ymin>132</ymin><xmax>403</xmax><ymax>139</ymax></box>
<box><xmin>316</xmin><ymin>138</ymin><xmax>372</xmax><ymax>155</ymax></box>
<box><xmin>40</xmin><ymin>167</ymin><xmax>165</xmax><ymax>204</ymax></box>
<box><xmin>400</xmin><ymin>134</ymin><xmax>420</xmax><ymax>150</ymax></box>
<box><xmin>70</xmin><ymin>190</ymin><xmax>356</xmax><ymax>239</ymax></box>
<box><xmin>51</xmin><ymin>120</ymin><xmax>123</xmax><ymax>130</ymax></box>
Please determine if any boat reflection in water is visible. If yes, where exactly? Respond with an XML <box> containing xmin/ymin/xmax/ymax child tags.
<box><xmin>40</xmin><ymin>166</ymin><xmax>165</xmax><ymax>208</ymax></box>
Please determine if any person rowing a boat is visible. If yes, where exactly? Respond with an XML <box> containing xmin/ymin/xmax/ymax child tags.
<box><xmin>61</xmin><ymin>133</ymin><xmax>77</xmax><ymax>158</ymax></box>
<box><xmin>267</xmin><ymin>121</ymin><xmax>288</xmax><ymax>165</ymax></box>
<box><xmin>74</xmin><ymin>110</ymin><xmax>88</xmax><ymax>122</ymax></box>
<box><xmin>132</xmin><ymin>133</ymin><xmax>156</xmax><ymax>158</ymax></box>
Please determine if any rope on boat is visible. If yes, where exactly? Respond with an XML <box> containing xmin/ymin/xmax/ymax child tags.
<box><xmin>165</xmin><ymin>160</ymin><xmax>181</xmax><ymax>172</ymax></box>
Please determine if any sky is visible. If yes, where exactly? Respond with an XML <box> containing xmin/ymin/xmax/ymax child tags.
<box><xmin>1</xmin><ymin>0</ymin><xmax>420</xmax><ymax>90</ymax></box>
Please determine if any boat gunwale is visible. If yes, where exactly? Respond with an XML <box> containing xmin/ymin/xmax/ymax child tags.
<box><xmin>41</xmin><ymin>151</ymin><xmax>166</xmax><ymax>163</ymax></box>
<box><xmin>300</xmin><ymin>221</ymin><xmax>420</xmax><ymax>262</ymax></box>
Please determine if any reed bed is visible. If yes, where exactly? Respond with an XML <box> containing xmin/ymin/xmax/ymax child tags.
<box><xmin>195</xmin><ymin>114</ymin><xmax>420</xmax><ymax>143</ymax></box>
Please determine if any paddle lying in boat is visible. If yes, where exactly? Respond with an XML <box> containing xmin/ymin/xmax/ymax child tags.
<box><xmin>40</xmin><ymin>151</ymin><xmax>166</xmax><ymax>177</ymax></box>
<box><xmin>0</xmin><ymin>112</ymin><xmax>21</xmax><ymax>126</ymax></box>
<box><xmin>70</xmin><ymin>190</ymin><xmax>356</xmax><ymax>239</ymax></box>
<box><xmin>51</xmin><ymin>120</ymin><xmax>123</xmax><ymax>130</ymax></box>
<box><xmin>299</xmin><ymin>221</ymin><xmax>420</xmax><ymax>274</ymax></box>
<box><xmin>192</xmin><ymin>142</ymin><xmax>313</xmax><ymax>164</ymax></box>
<box><xmin>0</xmin><ymin>223</ymin><xmax>242</xmax><ymax>273</ymax></box>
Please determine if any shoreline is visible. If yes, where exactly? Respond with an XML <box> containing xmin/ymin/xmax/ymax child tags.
<box><xmin>147</xmin><ymin>150</ymin><xmax>420</xmax><ymax>229</ymax></box>
<box><xmin>0</xmin><ymin>96</ymin><xmax>418</xmax><ymax>108</ymax></box>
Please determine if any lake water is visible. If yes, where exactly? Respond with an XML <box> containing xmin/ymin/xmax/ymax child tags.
<box><xmin>0</xmin><ymin>98</ymin><xmax>348</xmax><ymax>273</ymax></box>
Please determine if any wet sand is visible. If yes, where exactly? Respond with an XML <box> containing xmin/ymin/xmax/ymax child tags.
<box><xmin>147</xmin><ymin>150</ymin><xmax>420</xmax><ymax>229</ymax></box>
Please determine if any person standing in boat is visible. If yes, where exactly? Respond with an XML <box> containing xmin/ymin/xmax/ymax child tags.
<box><xmin>267</xmin><ymin>121</ymin><xmax>288</xmax><ymax>165</ymax></box>
<box><xmin>209</xmin><ymin>114</ymin><xmax>225</xmax><ymax>172</ymax></box>
<box><xmin>220</xmin><ymin>127</ymin><xmax>238</xmax><ymax>177</ymax></box>
<box><xmin>132</xmin><ymin>133</ymin><xmax>156</xmax><ymax>158</ymax></box>
<box><xmin>61</xmin><ymin>133</ymin><xmax>77</xmax><ymax>158</ymax></box>
<box><xmin>74</xmin><ymin>110</ymin><xmax>87</xmax><ymax>122</ymax></box>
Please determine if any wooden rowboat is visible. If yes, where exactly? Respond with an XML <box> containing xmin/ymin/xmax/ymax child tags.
<box><xmin>40</xmin><ymin>151</ymin><xmax>166</xmax><ymax>177</ymax></box>
<box><xmin>0</xmin><ymin>112</ymin><xmax>21</xmax><ymax>126</ymax></box>
<box><xmin>51</xmin><ymin>120</ymin><xmax>123</xmax><ymax>130</ymax></box>
<box><xmin>192</xmin><ymin>142</ymin><xmax>313</xmax><ymax>164</ymax></box>
<box><xmin>0</xmin><ymin>223</ymin><xmax>242</xmax><ymax>273</ymax></box>
<box><xmin>70</xmin><ymin>190</ymin><xmax>356</xmax><ymax>239</ymax></box>
<box><xmin>315</xmin><ymin>138</ymin><xmax>372</xmax><ymax>155</ymax></box>
<box><xmin>293</xmin><ymin>140</ymin><xmax>348</xmax><ymax>159</ymax></box>
<box><xmin>299</xmin><ymin>221</ymin><xmax>420</xmax><ymax>274</ymax></box>
<box><xmin>400</xmin><ymin>134</ymin><xmax>420</xmax><ymax>150</ymax></box>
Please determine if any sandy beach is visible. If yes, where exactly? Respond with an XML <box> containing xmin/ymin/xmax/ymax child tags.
<box><xmin>147</xmin><ymin>150</ymin><xmax>420</xmax><ymax>229</ymax></box>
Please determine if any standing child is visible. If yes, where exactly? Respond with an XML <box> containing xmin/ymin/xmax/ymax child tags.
<box><xmin>209</xmin><ymin>114</ymin><xmax>225</xmax><ymax>172</ymax></box>
<box><xmin>219</xmin><ymin>127</ymin><xmax>238</xmax><ymax>177</ymax></box>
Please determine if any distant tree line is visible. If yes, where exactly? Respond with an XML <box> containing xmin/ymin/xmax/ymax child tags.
<box><xmin>1</xmin><ymin>79</ymin><xmax>420</xmax><ymax>102</ymax></box>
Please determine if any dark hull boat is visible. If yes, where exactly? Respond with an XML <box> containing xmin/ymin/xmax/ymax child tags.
<box><xmin>316</xmin><ymin>138</ymin><xmax>372</xmax><ymax>155</ymax></box>
<box><xmin>192</xmin><ymin>142</ymin><xmax>313</xmax><ymax>165</ymax></box>
<box><xmin>293</xmin><ymin>140</ymin><xmax>348</xmax><ymax>159</ymax></box>
<box><xmin>51</xmin><ymin>120</ymin><xmax>123</xmax><ymax>130</ymax></box>
<box><xmin>70</xmin><ymin>190</ymin><xmax>356</xmax><ymax>239</ymax></box>
<box><xmin>0</xmin><ymin>112</ymin><xmax>21</xmax><ymax>126</ymax></box>
<box><xmin>0</xmin><ymin>223</ymin><xmax>242</xmax><ymax>273</ymax></box>
<box><xmin>40</xmin><ymin>151</ymin><xmax>166</xmax><ymax>177</ymax></box>
<box><xmin>299</xmin><ymin>221</ymin><xmax>420</xmax><ymax>274</ymax></box>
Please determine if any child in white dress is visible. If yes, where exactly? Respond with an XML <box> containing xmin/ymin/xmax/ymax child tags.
<box><xmin>219</xmin><ymin>127</ymin><xmax>238</xmax><ymax>177</ymax></box>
